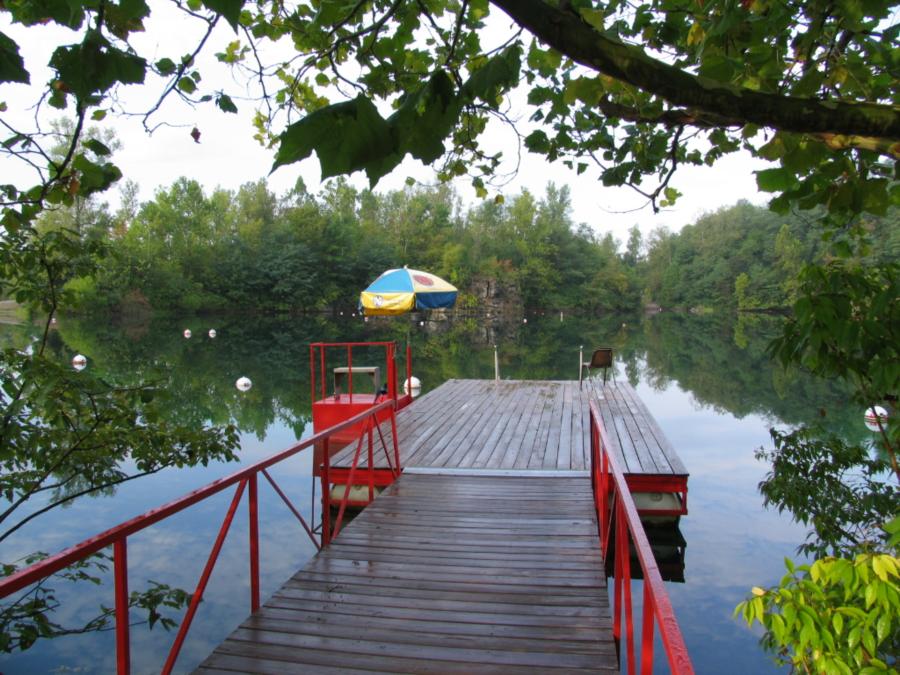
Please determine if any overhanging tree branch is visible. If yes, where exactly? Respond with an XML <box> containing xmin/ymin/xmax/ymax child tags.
<box><xmin>492</xmin><ymin>0</ymin><xmax>900</xmax><ymax>142</ymax></box>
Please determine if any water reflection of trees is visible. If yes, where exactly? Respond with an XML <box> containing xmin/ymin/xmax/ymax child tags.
<box><xmin>52</xmin><ymin>311</ymin><xmax>860</xmax><ymax>444</ymax></box>
<box><xmin>58</xmin><ymin>314</ymin><xmax>350</xmax><ymax>440</ymax></box>
<box><xmin>634</xmin><ymin>313</ymin><xmax>861</xmax><ymax>437</ymax></box>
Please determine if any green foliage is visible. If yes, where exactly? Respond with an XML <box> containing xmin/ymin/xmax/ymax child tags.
<box><xmin>734</xmin><ymin>272</ymin><xmax>752</xmax><ymax>310</ymax></box>
<box><xmin>78</xmin><ymin>177</ymin><xmax>640</xmax><ymax>313</ymax></box>
<box><xmin>48</xmin><ymin>30</ymin><xmax>146</xmax><ymax>105</ymax></box>
<box><xmin>757</xmin><ymin>428</ymin><xmax>897</xmax><ymax>558</ymax></box>
<box><xmin>0</xmin><ymin>349</ymin><xmax>239</xmax><ymax>541</ymax></box>
<box><xmin>0</xmin><ymin>30</ymin><xmax>29</xmax><ymax>84</ymax></box>
<box><xmin>271</xmin><ymin>45</ymin><xmax>522</xmax><ymax>187</ymax></box>
<box><xmin>742</xmin><ymin>216</ymin><xmax>898</xmax><ymax>673</ymax></box>
<box><xmin>770</xmin><ymin>260</ymin><xmax>900</xmax><ymax>407</ymax></box>
<box><xmin>273</xmin><ymin>95</ymin><xmax>395</xmax><ymax>184</ymax></box>
<box><xmin>736</xmin><ymin>549</ymin><xmax>900</xmax><ymax>674</ymax></box>
<box><xmin>643</xmin><ymin>202</ymin><xmax>815</xmax><ymax>310</ymax></box>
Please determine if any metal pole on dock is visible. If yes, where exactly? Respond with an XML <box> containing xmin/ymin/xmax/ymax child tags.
<box><xmin>579</xmin><ymin>345</ymin><xmax>584</xmax><ymax>388</ymax></box>
<box><xmin>493</xmin><ymin>344</ymin><xmax>499</xmax><ymax>381</ymax></box>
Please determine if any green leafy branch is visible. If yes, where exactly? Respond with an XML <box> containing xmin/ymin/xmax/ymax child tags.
<box><xmin>0</xmin><ymin>551</ymin><xmax>192</xmax><ymax>653</ymax></box>
<box><xmin>271</xmin><ymin>45</ymin><xmax>522</xmax><ymax>187</ymax></box>
<box><xmin>736</xmin><ymin>540</ymin><xmax>900</xmax><ymax>675</ymax></box>
<box><xmin>757</xmin><ymin>428</ymin><xmax>897</xmax><ymax>558</ymax></box>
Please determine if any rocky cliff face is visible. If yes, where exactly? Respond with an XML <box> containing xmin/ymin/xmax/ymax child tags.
<box><xmin>414</xmin><ymin>275</ymin><xmax>524</xmax><ymax>345</ymax></box>
<box><xmin>464</xmin><ymin>276</ymin><xmax>522</xmax><ymax>316</ymax></box>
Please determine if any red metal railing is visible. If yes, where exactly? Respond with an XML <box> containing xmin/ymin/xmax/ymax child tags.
<box><xmin>320</xmin><ymin>398</ymin><xmax>401</xmax><ymax>543</ymax></box>
<box><xmin>589</xmin><ymin>399</ymin><xmax>694</xmax><ymax>674</ymax></box>
<box><xmin>0</xmin><ymin>399</ymin><xmax>399</xmax><ymax>675</ymax></box>
<box><xmin>309</xmin><ymin>341</ymin><xmax>412</xmax><ymax>405</ymax></box>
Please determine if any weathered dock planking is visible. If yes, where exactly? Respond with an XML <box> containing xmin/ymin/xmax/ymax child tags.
<box><xmin>196</xmin><ymin>379</ymin><xmax>689</xmax><ymax>672</ymax></box>
<box><xmin>331</xmin><ymin>379</ymin><xmax>688</xmax><ymax>484</ymax></box>
<box><xmin>197</xmin><ymin>473</ymin><xmax>618</xmax><ymax>673</ymax></box>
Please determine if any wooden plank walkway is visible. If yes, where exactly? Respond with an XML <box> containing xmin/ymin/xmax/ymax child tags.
<box><xmin>331</xmin><ymin>379</ymin><xmax>687</xmax><ymax>479</ymax></box>
<box><xmin>197</xmin><ymin>473</ymin><xmax>617</xmax><ymax>673</ymax></box>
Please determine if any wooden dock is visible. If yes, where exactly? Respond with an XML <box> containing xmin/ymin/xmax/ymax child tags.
<box><xmin>197</xmin><ymin>473</ymin><xmax>618</xmax><ymax>673</ymax></box>
<box><xmin>330</xmin><ymin>380</ymin><xmax>688</xmax><ymax>507</ymax></box>
<box><xmin>197</xmin><ymin>379</ymin><xmax>689</xmax><ymax>673</ymax></box>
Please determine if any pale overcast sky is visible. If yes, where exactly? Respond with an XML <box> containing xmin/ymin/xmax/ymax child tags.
<box><xmin>2</xmin><ymin>7</ymin><xmax>770</xmax><ymax>244</ymax></box>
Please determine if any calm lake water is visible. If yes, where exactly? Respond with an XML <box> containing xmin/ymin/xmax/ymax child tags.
<box><xmin>0</xmin><ymin>311</ymin><xmax>868</xmax><ymax>673</ymax></box>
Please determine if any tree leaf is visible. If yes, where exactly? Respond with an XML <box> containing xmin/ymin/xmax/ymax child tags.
<box><xmin>49</xmin><ymin>31</ymin><xmax>146</xmax><ymax>102</ymax></box>
<box><xmin>387</xmin><ymin>71</ymin><xmax>461</xmax><ymax>165</ymax></box>
<box><xmin>72</xmin><ymin>155</ymin><xmax>122</xmax><ymax>194</ymax></box>
<box><xmin>463</xmin><ymin>46</ymin><xmax>522</xmax><ymax>105</ymax></box>
<box><xmin>216</xmin><ymin>93</ymin><xmax>238</xmax><ymax>113</ymax></box>
<box><xmin>4</xmin><ymin>0</ymin><xmax>86</xmax><ymax>29</ymax></box>
<box><xmin>201</xmin><ymin>0</ymin><xmax>244</xmax><ymax>30</ymax></box>
<box><xmin>155</xmin><ymin>57</ymin><xmax>176</xmax><ymax>76</ymax></box>
<box><xmin>272</xmin><ymin>95</ymin><xmax>395</xmax><ymax>186</ymax></box>
<box><xmin>177</xmin><ymin>76</ymin><xmax>197</xmax><ymax>94</ymax></box>
<box><xmin>756</xmin><ymin>167</ymin><xmax>797</xmax><ymax>193</ymax></box>
<box><xmin>103</xmin><ymin>0</ymin><xmax>150</xmax><ymax>39</ymax></box>
<box><xmin>0</xmin><ymin>32</ymin><xmax>30</xmax><ymax>84</ymax></box>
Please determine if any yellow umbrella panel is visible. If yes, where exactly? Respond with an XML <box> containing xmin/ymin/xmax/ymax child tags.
<box><xmin>359</xmin><ymin>291</ymin><xmax>417</xmax><ymax>316</ymax></box>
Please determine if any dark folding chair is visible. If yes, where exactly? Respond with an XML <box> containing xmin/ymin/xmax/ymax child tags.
<box><xmin>580</xmin><ymin>347</ymin><xmax>614</xmax><ymax>389</ymax></box>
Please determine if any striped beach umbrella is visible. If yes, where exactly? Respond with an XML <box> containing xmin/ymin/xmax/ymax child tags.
<box><xmin>360</xmin><ymin>267</ymin><xmax>458</xmax><ymax>316</ymax></box>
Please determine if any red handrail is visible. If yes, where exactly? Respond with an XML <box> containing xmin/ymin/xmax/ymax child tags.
<box><xmin>589</xmin><ymin>399</ymin><xmax>694</xmax><ymax>675</ymax></box>
<box><xmin>0</xmin><ymin>398</ymin><xmax>399</xmax><ymax>675</ymax></box>
<box><xmin>319</xmin><ymin>397</ymin><xmax>401</xmax><ymax>544</ymax></box>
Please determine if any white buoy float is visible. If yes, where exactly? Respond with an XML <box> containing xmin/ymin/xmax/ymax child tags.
<box><xmin>183</xmin><ymin>329</ymin><xmax>192</xmax><ymax>339</ymax></box>
<box><xmin>236</xmin><ymin>376</ymin><xmax>252</xmax><ymax>392</ymax></box>
<box><xmin>864</xmin><ymin>406</ymin><xmax>888</xmax><ymax>432</ymax></box>
<box><xmin>208</xmin><ymin>329</ymin><xmax>217</xmax><ymax>338</ymax></box>
<box><xmin>404</xmin><ymin>376</ymin><xmax>422</xmax><ymax>397</ymax></box>
<box><xmin>71</xmin><ymin>354</ymin><xmax>87</xmax><ymax>371</ymax></box>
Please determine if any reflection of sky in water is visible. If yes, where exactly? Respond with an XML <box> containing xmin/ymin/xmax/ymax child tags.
<box><xmin>1</xmin><ymin>316</ymin><xmax>840</xmax><ymax>674</ymax></box>
<box><xmin>638</xmin><ymin>380</ymin><xmax>806</xmax><ymax>673</ymax></box>
<box><xmin>2</xmin><ymin>420</ymin><xmax>320</xmax><ymax>673</ymax></box>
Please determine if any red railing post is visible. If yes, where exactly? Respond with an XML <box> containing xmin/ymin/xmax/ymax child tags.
<box><xmin>248</xmin><ymin>474</ymin><xmax>260</xmax><ymax>613</ymax></box>
<box><xmin>347</xmin><ymin>345</ymin><xmax>353</xmax><ymax>398</ymax></box>
<box><xmin>601</xmin><ymin>445</ymin><xmax>611</xmax><ymax>554</ymax></box>
<box><xmin>406</xmin><ymin>343</ymin><xmax>411</xmax><ymax>397</ymax></box>
<box><xmin>321</xmin><ymin>437</ymin><xmax>331</xmax><ymax>547</ymax></box>
<box><xmin>391</xmin><ymin>410</ymin><xmax>401</xmax><ymax>476</ymax></box>
<box><xmin>620</xmin><ymin>499</ymin><xmax>636</xmax><ymax>675</ymax></box>
<box><xmin>309</xmin><ymin>345</ymin><xmax>316</xmax><ymax>405</ymax></box>
<box><xmin>390</xmin><ymin>343</ymin><xmax>398</xmax><ymax>402</ymax></box>
<box><xmin>613</xmin><ymin>501</ymin><xmax>623</xmax><ymax>643</ymax></box>
<box><xmin>367</xmin><ymin>420</ymin><xmax>375</xmax><ymax>502</ymax></box>
<box><xmin>641</xmin><ymin>578</ymin><xmax>655</xmax><ymax>674</ymax></box>
<box><xmin>319</xmin><ymin>345</ymin><xmax>326</xmax><ymax>400</ymax></box>
<box><xmin>332</xmin><ymin>428</ymin><xmax>368</xmax><ymax>540</ymax></box>
<box><xmin>114</xmin><ymin>539</ymin><xmax>130</xmax><ymax>675</ymax></box>
<box><xmin>162</xmin><ymin>480</ymin><xmax>247</xmax><ymax>675</ymax></box>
